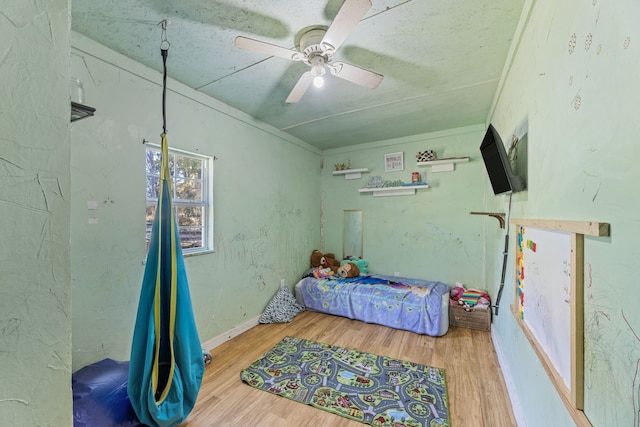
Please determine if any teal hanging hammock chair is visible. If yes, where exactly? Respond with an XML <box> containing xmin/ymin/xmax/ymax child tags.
<box><xmin>127</xmin><ymin>35</ymin><xmax>204</xmax><ymax>427</ymax></box>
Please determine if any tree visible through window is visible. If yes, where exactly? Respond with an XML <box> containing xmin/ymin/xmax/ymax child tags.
<box><xmin>145</xmin><ymin>146</ymin><xmax>213</xmax><ymax>253</ymax></box>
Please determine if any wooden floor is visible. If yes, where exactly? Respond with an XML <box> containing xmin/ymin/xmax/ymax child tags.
<box><xmin>184</xmin><ymin>311</ymin><xmax>517</xmax><ymax>426</ymax></box>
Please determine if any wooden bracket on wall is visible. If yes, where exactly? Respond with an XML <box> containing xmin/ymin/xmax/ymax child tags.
<box><xmin>469</xmin><ymin>212</ymin><xmax>506</xmax><ymax>229</ymax></box>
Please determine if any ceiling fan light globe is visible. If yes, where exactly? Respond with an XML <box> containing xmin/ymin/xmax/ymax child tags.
<box><xmin>311</xmin><ymin>65</ymin><xmax>325</xmax><ymax>78</ymax></box>
<box><xmin>313</xmin><ymin>76</ymin><xmax>325</xmax><ymax>88</ymax></box>
<box><xmin>309</xmin><ymin>55</ymin><xmax>326</xmax><ymax>76</ymax></box>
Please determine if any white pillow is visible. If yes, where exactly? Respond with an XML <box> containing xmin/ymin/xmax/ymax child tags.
<box><xmin>259</xmin><ymin>287</ymin><xmax>304</xmax><ymax>324</ymax></box>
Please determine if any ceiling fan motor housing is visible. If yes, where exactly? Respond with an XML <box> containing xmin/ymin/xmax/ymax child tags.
<box><xmin>300</xmin><ymin>29</ymin><xmax>333</xmax><ymax>66</ymax></box>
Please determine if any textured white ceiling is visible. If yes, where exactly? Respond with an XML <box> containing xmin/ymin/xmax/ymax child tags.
<box><xmin>72</xmin><ymin>0</ymin><xmax>524</xmax><ymax>150</ymax></box>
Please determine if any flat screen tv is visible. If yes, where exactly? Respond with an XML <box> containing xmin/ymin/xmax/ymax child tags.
<box><xmin>480</xmin><ymin>124</ymin><xmax>525</xmax><ymax>195</ymax></box>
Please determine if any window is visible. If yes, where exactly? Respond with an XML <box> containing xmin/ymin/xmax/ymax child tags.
<box><xmin>145</xmin><ymin>145</ymin><xmax>213</xmax><ymax>254</ymax></box>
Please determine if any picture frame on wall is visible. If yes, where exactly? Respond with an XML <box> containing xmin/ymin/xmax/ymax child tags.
<box><xmin>384</xmin><ymin>152</ymin><xmax>404</xmax><ymax>172</ymax></box>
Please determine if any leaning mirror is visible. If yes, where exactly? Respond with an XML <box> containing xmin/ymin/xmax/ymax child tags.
<box><xmin>342</xmin><ymin>210</ymin><xmax>363</xmax><ymax>259</ymax></box>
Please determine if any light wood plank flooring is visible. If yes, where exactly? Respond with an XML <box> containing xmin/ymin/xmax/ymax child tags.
<box><xmin>184</xmin><ymin>311</ymin><xmax>516</xmax><ymax>426</ymax></box>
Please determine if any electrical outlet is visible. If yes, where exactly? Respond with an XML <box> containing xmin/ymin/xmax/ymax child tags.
<box><xmin>280</xmin><ymin>279</ymin><xmax>286</xmax><ymax>288</ymax></box>
<box><xmin>394</xmin><ymin>272</ymin><xmax>400</xmax><ymax>277</ymax></box>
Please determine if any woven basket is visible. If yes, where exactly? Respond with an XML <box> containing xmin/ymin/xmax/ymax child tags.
<box><xmin>449</xmin><ymin>305</ymin><xmax>491</xmax><ymax>331</ymax></box>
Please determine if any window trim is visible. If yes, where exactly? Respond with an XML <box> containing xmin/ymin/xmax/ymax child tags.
<box><xmin>145</xmin><ymin>143</ymin><xmax>214</xmax><ymax>255</ymax></box>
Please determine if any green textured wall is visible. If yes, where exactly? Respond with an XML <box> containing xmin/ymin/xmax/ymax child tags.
<box><xmin>70</xmin><ymin>33</ymin><xmax>321</xmax><ymax>371</ymax></box>
<box><xmin>489</xmin><ymin>0</ymin><xmax>640</xmax><ymax>425</ymax></box>
<box><xmin>0</xmin><ymin>1</ymin><xmax>73</xmax><ymax>425</ymax></box>
<box><xmin>321</xmin><ymin>125</ymin><xmax>487</xmax><ymax>286</ymax></box>
<box><xmin>12</xmin><ymin>2</ymin><xmax>635</xmax><ymax>426</ymax></box>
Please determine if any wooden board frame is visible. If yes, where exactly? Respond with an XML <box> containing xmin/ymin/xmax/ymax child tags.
<box><xmin>510</xmin><ymin>218</ymin><xmax>609</xmax><ymax>427</ymax></box>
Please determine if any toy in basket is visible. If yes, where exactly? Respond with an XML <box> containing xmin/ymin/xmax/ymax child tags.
<box><xmin>449</xmin><ymin>282</ymin><xmax>492</xmax><ymax>331</ymax></box>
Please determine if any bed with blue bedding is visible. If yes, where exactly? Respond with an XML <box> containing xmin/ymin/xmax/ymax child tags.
<box><xmin>294</xmin><ymin>274</ymin><xmax>450</xmax><ymax>336</ymax></box>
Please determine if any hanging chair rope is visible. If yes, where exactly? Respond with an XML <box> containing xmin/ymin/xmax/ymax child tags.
<box><xmin>160</xmin><ymin>19</ymin><xmax>170</xmax><ymax>134</ymax></box>
<box><xmin>161</xmin><ymin>48</ymin><xmax>168</xmax><ymax>135</ymax></box>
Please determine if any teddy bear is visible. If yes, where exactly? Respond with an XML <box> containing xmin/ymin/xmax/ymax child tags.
<box><xmin>309</xmin><ymin>249</ymin><xmax>323</xmax><ymax>267</ymax></box>
<box><xmin>337</xmin><ymin>262</ymin><xmax>360</xmax><ymax>278</ymax></box>
<box><xmin>310</xmin><ymin>250</ymin><xmax>340</xmax><ymax>273</ymax></box>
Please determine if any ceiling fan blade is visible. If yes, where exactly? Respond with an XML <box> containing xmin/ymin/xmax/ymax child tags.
<box><xmin>321</xmin><ymin>0</ymin><xmax>372</xmax><ymax>51</ymax></box>
<box><xmin>329</xmin><ymin>62</ymin><xmax>383</xmax><ymax>89</ymax></box>
<box><xmin>286</xmin><ymin>72</ymin><xmax>315</xmax><ymax>103</ymax></box>
<box><xmin>234</xmin><ymin>36</ymin><xmax>302</xmax><ymax>61</ymax></box>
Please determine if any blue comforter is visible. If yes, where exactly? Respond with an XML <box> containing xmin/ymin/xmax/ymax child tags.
<box><xmin>298</xmin><ymin>274</ymin><xmax>449</xmax><ymax>336</ymax></box>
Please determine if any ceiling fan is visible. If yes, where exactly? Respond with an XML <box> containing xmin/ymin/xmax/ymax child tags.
<box><xmin>233</xmin><ymin>0</ymin><xmax>384</xmax><ymax>103</ymax></box>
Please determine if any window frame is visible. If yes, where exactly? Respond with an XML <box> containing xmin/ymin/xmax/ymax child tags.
<box><xmin>145</xmin><ymin>143</ymin><xmax>214</xmax><ymax>255</ymax></box>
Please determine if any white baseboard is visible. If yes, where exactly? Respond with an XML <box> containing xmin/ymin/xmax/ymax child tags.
<box><xmin>492</xmin><ymin>328</ymin><xmax>526</xmax><ymax>427</ymax></box>
<box><xmin>201</xmin><ymin>315</ymin><xmax>261</xmax><ymax>351</ymax></box>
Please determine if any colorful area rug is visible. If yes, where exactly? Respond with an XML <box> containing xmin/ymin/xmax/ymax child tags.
<box><xmin>240</xmin><ymin>336</ymin><xmax>449</xmax><ymax>427</ymax></box>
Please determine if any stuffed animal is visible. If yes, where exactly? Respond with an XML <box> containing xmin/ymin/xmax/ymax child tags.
<box><xmin>310</xmin><ymin>250</ymin><xmax>340</xmax><ymax>273</ymax></box>
<box><xmin>310</xmin><ymin>250</ymin><xmax>324</xmax><ymax>268</ymax></box>
<box><xmin>313</xmin><ymin>267</ymin><xmax>334</xmax><ymax>279</ymax></box>
<box><xmin>337</xmin><ymin>262</ymin><xmax>360</xmax><ymax>278</ymax></box>
<box><xmin>340</xmin><ymin>257</ymin><xmax>368</xmax><ymax>274</ymax></box>
<box><xmin>322</xmin><ymin>253</ymin><xmax>340</xmax><ymax>272</ymax></box>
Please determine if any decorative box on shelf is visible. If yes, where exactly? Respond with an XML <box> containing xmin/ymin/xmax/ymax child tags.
<box><xmin>449</xmin><ymin>305</ymin><xmax>492</xmax><ymax>331</ymax></box>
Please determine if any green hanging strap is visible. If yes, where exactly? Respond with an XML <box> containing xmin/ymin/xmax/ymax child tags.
<box><xmin>159</xmin><ymin>20</ymin><xmax>171</xmax><ymax>181</ymax></box>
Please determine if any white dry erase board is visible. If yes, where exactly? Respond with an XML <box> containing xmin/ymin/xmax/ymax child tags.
<box><xmin>511</xmin><ymin>219</ymin><xmax>609</xmax><ymax>427</ymax></box>
<box><xmin>516</xmin><ymin>226</ymin><xmax>572</xmax><ymax>387</ymax></box>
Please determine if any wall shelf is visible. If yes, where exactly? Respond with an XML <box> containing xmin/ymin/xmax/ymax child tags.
<box><xmin>469</xmin><ymin>211</ymin><xmax>506</xmax><ymax>229</ymax></box>
<box><xmin>333</xmin><ymin>168</ymin><xmax>370</xmax><ymax>180</ymax></box>
<box><xmin>417</xmin><ymin>157</ymin><xmax>469</xmax><ymax>172</ymax></box>
<box><xmin>71</xmin><ymin>102</ymin><xmax>96</xmax><ymax>122</ymax></box>
<box><xmin>359</xmin><ymin>184</ymin><xmax>429</xmax><ymax>197</ymax></box>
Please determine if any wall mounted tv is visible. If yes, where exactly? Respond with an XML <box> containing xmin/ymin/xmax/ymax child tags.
<box><xmin>480</xmin><ymin>124</ymin><xmax>525</xmax><ymax>195</ymax></box>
